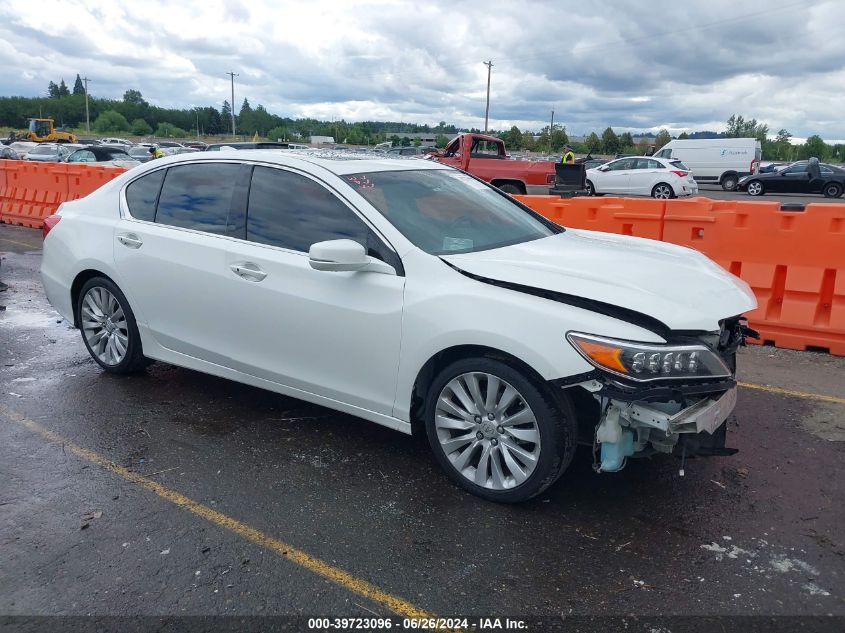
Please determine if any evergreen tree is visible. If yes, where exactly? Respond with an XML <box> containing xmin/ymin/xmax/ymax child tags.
<box><xmin>221</xmin><ymin>100</ymin><xmax>232</xmax><ymax>132</ymax></box>
<box><xmin>47</xmin><ymin>81</ymin><xmax>59</xmax><ymax>98</ymax></box>
<box><xmin>654</xmin><ymin>129</ymin><xmax>672</xmax><ymax>149</ymax></box>
<box><xmin>601</xmin><ymin>127</ymin><xmax>620</xmax><ymax>154</ymax></box>
<box><xmin>73</xmin><ymin>74</ymin><xmax>85</xmax><ymax>95</ymax></box>
<box><xmin>585</xmin><ymin>131</ymin><xmax>602</xmax><ymax>153</ymax></box>
<box><xmin>58</xmin><ymin>79</ymin><xmax>70</xmax><ymax>97</ymax></box>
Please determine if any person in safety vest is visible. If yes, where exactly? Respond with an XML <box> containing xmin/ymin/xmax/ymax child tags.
<box><xmin>149</xmin><ymin>146</ymin><xmax>165</xmax><ymax>159</ymax></box>
<box><xmin>561</xmin><ymin>145</ymin><xmax>575</xmax><ymax>164</ymax></box>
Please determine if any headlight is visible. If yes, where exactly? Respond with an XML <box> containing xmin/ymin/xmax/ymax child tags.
<box><xmin>566</xmin><ymin>332</ymin><xmax>731</xmax><ymax>382</ymax></box>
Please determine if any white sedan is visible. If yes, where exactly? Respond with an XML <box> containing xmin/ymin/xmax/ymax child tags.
<box><xmin>586</xmin><ymin>156</ymin><xmax>699</xmax><ymax>198</ymax></box>
<box><xmin>41</xmin><ymin>151</ymin><xmax>754</xmax><ymax>502</ymax></box>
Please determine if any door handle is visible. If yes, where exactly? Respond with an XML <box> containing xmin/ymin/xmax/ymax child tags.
<box><xmin>117</xmin><ymin>233</ymin><xmax>143</xmax><ymax>249</ymax></box>
<box><xmin>230</xmin><ymin>262</ymin><xmax>267</xmax><ymax>282</ymax></box>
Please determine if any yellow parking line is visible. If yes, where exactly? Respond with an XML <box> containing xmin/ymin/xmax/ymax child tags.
<box><xmin>0</xmin><ymin>235</ymin><xmax>39</xmax><ymax>249</ymax></box>
<box><xmin>0</xmin><ymin>404</ymin><xmax>435</xmax><ymax>621</ymax></box>
<box><xmin>738</xmin><ymin>381</ymin><xmax>845</xmax><ymax>406</ymax></box>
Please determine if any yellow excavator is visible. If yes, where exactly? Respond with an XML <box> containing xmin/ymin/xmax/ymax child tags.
<box><xmin>10</xmin><ymin>118</ymin><xmax>77</xmax><ymax>143</ymax></box>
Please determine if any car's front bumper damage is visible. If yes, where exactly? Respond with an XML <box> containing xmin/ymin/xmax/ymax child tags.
<box><xmin>582</xmin><ymin>379</ymin><xmax>737</xmax><ymax>472</ymax></box>
<box><xmin>557</xmin><ymin>317</ymin><xmax>755</xmax><ymax>473</ymax></box>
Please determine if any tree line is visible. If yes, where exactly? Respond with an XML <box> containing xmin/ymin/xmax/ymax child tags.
<box><xmin>0</xmin><ymin>78</ymin><xmax>462</xmax><ymax>144</ymax></box>
<box><xmin>1</xmin><ymin>81</ymin><xmax>842</xmax><ymax>161</ymax></box>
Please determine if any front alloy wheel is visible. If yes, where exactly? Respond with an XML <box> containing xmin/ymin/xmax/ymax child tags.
<box><xmin>425</xmin><ymin>358</ymin><xmax>576</xmax><ymax>502</ymax></box>
<box><xmin>746</xmin><ymin>180</ymin><xmax>764</xmax><ymax>196</ymax></box>
<box><xmin>435</xmin><ymin>372</ymin><xmax>541</xmax><ymax>490</ymax></box>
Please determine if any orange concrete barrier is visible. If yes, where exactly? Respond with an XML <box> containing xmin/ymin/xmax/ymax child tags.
<box><xmin>0</xmin><ymin>161</ymin><xmax>127</xmax><ymax>229</ymax></box>
<box><xmin>65</xmin><ymin>164</ymin><xmax>126</xmax><ymax>200</ymax></box>
<box><xmin>516</xmin><ymin>195</ymin><xmax>665</xmax><ymax>239</ymax></box>
<box><xmin>663</xmin><ymin>200</ymin><xmax>845</xmax><ymax>355</ymax></box>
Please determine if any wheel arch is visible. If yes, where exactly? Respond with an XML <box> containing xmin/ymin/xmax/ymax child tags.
<box><xmin>720</xmin><ymin>170</ymin><xmax>739</xmax><ymax>183</ymax></box>
<box><xmin>490</xmin><ymin>179</ymin><xmax>527</xmax><ymax>195</ymax></box>
<box><xmin>70</xmin><ymin>269</ymin><xmax>118</xmax><ymax>327</ymax></box>
<box><xmin>408</xmin><ymin>344</ymin><xmax>554</xmax><ymax>439</ymax></box>
<box><xmin>822</xmin><ymin>180</ymin><xmax>843</xmax><ymax>196</ymax></box>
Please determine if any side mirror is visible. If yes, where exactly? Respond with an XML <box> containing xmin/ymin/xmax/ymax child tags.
<box><xmin>598</xmin><ymin>166</ymin><xmax>610</xmax><ymax>172</ymax></box>
<box><xmin>308</xmin><ymin>239</ymin><xmax>395</xmax><ymax>275</ymax></box>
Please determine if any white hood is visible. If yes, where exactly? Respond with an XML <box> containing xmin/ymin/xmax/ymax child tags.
<box><xmin>441</xmin><ymin>229</ymin><xmax>757</xmax><ymax>332</ymax></box>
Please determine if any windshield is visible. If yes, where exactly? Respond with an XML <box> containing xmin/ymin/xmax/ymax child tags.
<box><xmin>346</xmin><ymin>169</ymin><xmax>560</xmax><ymax>255</ymax></box>
<box><xmin>30</xmin><ymin>146</ymin><xmax>55</xmax><ymax>154</ymax></box>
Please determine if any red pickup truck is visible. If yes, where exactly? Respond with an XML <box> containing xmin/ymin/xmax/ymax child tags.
<box><xmin>431</xmin><ymin>133</ymin><xmax>556</xmax><ymax>195</ymax></box>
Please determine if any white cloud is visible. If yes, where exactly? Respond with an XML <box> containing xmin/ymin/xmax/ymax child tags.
<box><xmin>1</xmin><ymin>0</ymin><xmax>843</xmax><ymax>137</ymax></box>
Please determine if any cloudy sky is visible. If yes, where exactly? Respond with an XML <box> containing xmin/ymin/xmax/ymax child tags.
<box><xmin>2</xmin><ymin>0</ymin><xmax>843</xmax><ymax>139</ymax></box>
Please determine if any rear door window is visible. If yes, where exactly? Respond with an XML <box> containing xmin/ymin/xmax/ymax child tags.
<box><xmin>156</xmin><ymin>163</ymin><xmax>243</xmax><ymax>235</ymax></box>
<box><xmin>125</xmin><ymin>170</ymin><xmax>165</xmax><ymax>222</ymax></box>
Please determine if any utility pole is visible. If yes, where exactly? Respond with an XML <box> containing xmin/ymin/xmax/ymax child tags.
<box><xmin>226</xmin><ymin>71</ymin><xmax>239</xmax><ymax>137</ymax></box>
<box><xmin>549</xmin><ymin>109</ymin><xmax>554</xmax><ymax>153</ymax></box>
<box><xmin>483</xmin><ymin>60</ymin><xmax>493</xmax><ymax>133</ymax></box>
<box><xmin>82</xmin><ymin>77</ymin><xmax>92</xmax><ymax>133</ymax></box>
<box><xmin>195</xmin><ymin>108</ymin><xmax>200</xmax><ymax>138</ymax></box>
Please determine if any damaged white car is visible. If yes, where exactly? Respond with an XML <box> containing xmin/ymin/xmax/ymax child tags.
<box><xmin>41</xmin><ymin>151</ymin><xmax>757</xmax><ymax>503</ymax></box>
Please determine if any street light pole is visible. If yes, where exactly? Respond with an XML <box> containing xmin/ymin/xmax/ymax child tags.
<box><xmin>226</xmin><ymin>71</ymin><xmax>239</xmax><ymax>137</ymax></box>
<box><xmin>483</xmin><ymin>60</ymin><xmax>493</xmax><ymax>133</ymax></box>
<box><xmin>549</xmin><ymin>109</ymin><xmax>554</xmax><ymax>153</ymax></box>
<box><xmin>82</xmin><ymin>76</ymin><xmax>92</xmax><ymax>133</ymax></box>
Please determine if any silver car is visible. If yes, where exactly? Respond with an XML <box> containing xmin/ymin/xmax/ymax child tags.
<box><xmin>25</xmin><ymin>143</ymin><xmax>78</xmax><ymax>162</ymax></box>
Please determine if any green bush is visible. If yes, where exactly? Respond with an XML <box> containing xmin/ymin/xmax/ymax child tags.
<box><xmin>129</xmin><ymin>118</ymin><xmax>152</xmax><ymax>136</ymax></box>
<box><xmin>93</xmin><ymin>110</ymin><xmax>129</xmax><ymax>133</ymax></box>
<box><xmin>266</xmin><ymin>126</ymin><xmax>288</xmax><ymax>141</ymax></box>
<box><xmin>155</xmin><ymin>122</ymin><xmax>188</xmax><ymax>138</ymax></box>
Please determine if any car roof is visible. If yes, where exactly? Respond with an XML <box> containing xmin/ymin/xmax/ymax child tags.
<box><xmin>141</xmin><ymin>149</ymin><xmax>451</xmax><ymax>176</ymax></box>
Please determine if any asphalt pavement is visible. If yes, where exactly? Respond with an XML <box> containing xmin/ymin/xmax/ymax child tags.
<box><xmin>1</xmin><ymin>223</ymin><xmax>843</xmax><ymax>632</ymax></box>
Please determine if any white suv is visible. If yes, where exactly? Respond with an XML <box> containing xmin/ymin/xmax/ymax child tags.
<box><xmin>41</xmin><ymin>151</ymin><xmax>754</xmax><ymax>502</ymax></box>
<box><xmin>586</xmin><ymin>156</ymin><xmax>699</xmax><ymax>198</ymax></box>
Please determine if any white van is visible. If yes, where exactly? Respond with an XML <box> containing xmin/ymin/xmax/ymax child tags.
<box><xmin>653</xmin><ymin>138</ymin><xmax>761</xmax><ymax>191</ymax></box>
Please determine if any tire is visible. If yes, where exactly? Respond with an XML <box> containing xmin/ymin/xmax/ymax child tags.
<box><xmin>651</xmin><ymin>182</ymin><xmax>675</xmax><ymax>199</ymax></box>
<box><xmin>76</xmin><ymin>277</ymin><xmax>149</xmax><ymax>374</ymax></box>
<box><xmin>746</xmin><ymin>180</ymin><xmax>765</xmax><ymax>196</ymax></box>
<box><xmin>720</xmin><ymin>174</ymin><xmax>738</xmax><ymax>191</ymax></box>
<box><xmin>585</xmin><ymin>179</ymin><xmax>595</xmax><ymax>196</ymax></box>
<box><xmin>496</xmin><ymin>182</ymin><xmax>524</xmax><ymax>195</ymax></box>
<box><xmin>424</xmin><ymin>357</ymin><xmax>577</xmax><ymax>503</ymax></box>
<box><xmin>823</xmin><ymin>182</ymin><xmax>843</xmax><ymax>198</ymax></box>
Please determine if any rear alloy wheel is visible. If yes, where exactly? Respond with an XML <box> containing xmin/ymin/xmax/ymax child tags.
<box><xmin>425</xmin><ymin>357</ymin><xmax>576</xmax><ymax>503</ymax></box>
<box><xmin>77</xmin><ymin>277</ymin><xmax>149</xmax><ymax>374</ymax></box>
<box><xmin>746</xmin><ymin>180</ymin><xmax>765</xmax><ymax>196</ymax></box>
<box><xmin>823</xmin><ymin>182</ymin><xmax>843</xmax><ymax>198</ymax></box>
<box><xmin>721</xmin><ymin>174</ymin><xmax>738</xmax><ymax>191</ymax></box>
<box><xmin>651</xmin><ymin>183</ymin><xmax>675</xmax><ymax>199</ymax></box>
